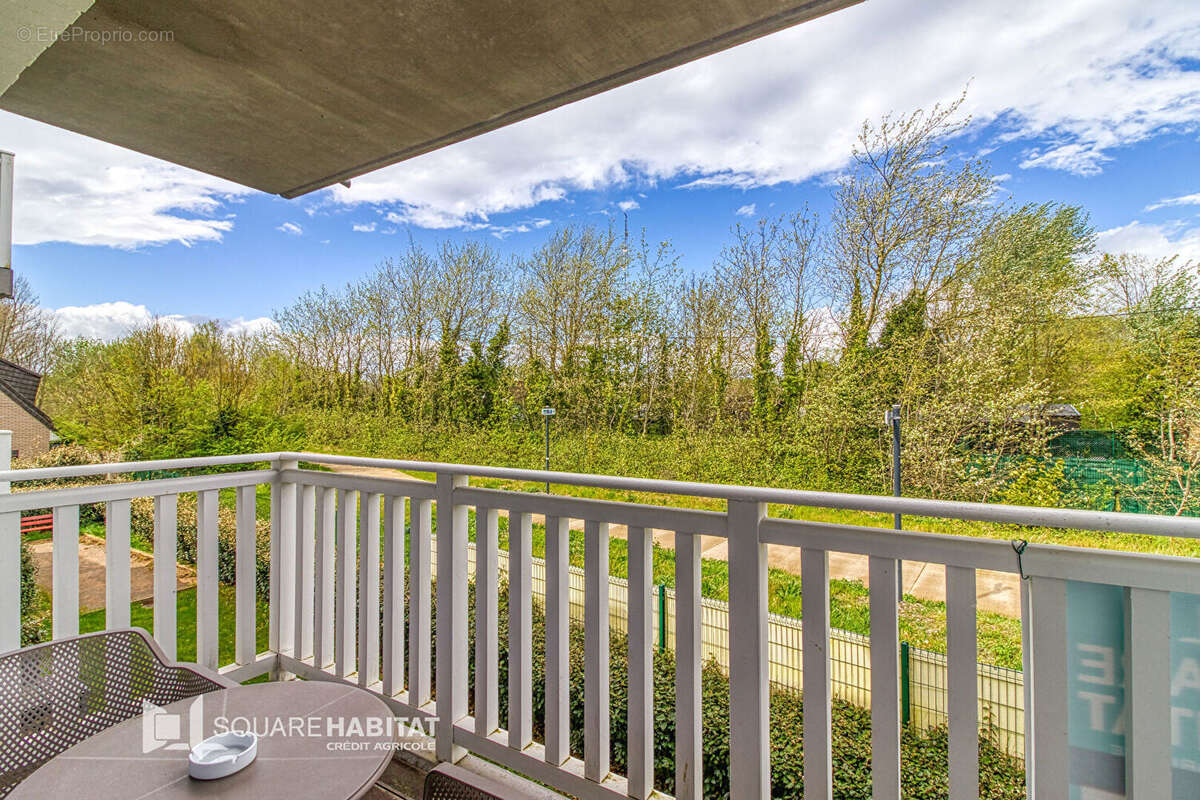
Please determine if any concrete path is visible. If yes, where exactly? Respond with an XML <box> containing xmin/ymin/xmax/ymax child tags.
<box><xmin>28</xmin><ymin>533</ymin><xmax>196</xmax><ymax>613</ymax></box>
<box><xmin>325</xmin><ymin>464</ymin><xmax>1023</xmax><ymax>617</ymax></box>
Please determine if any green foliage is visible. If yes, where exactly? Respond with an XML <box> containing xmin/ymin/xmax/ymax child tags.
<box><xmin>129</xmin><ymin>494</ymin><xmax>273</xmax><ymax>597</ymax></box>
<box><xmin>472</xmin><ymin>585</ymin><xmax>1026</xmax><ymax>798</ymax></box>
<box><xmin>18</xmin><ymin>539</ymin><xmax>44</xmax><ymax>646</ymax></box>
<box><xmin>997</xmin><ymin>459</ymin><xmax>1068</xmax><ymax>508</ymax></box>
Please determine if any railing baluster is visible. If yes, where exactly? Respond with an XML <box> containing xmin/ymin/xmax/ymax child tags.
<box><xmin>1125</xmin><ymin>587</ymin><xmax>1172</xmax><ymax>798</ymax></box>
<box><xmin>475</xmin><ymin>506</ymin><xmax>499</xmax><ymax>736</ymax></box>
<box><xmin>675</xmin><ymin>531</ymin><xmax>702</xmax><ymax>800</ymax></box>
<box><xmin>382</xmin><ymin>496</ymin><xmax>406</xmax><ymax>697</ymax></box>
<box><xmin>626</xmin><ymin>525</ymin><xmax>653</xmax><ymax>799</ymax></box>
<box><xmin>51</xmin><ymin>505</ymin><xmax>80</xmax><ymax>640</ymax></box>
<box><xmin>544</xmin><ymin>514</ymin><xmax>570</xmax><ymax>765</ymax></box>
<box><xmin>870</xmin><ymin>555</ymin><xmax>901</xmax><ymax>800</ymax></box>
<box><xmin>294</xmin><ymin>483</ymin><xmax>316</xmax><ymax>663</ymax></box>
<box><xmin>946</xmin><ymin>565</ymin><xmax>978</xmax><ymax>800</ymax></box>
<box><xmin>508</xmin><ymin>510</ymin><xmax>533</xmax><ymax>751</ymax></box>
<box><xmin>436</xmin><ymin>474</ymin><xmax>469</xmax><ymax>762</ymax></box>
<box><xmin>0</xmin><ymin>433</ymin><xmax>14</xmax><ymax>651</ymax></box>
<box><xmin>409</xmin><ymin>497</ymin><xmax>433</xmax><ymax>709</ymax></box>
<box><xmin>584</xmin><ymin>519</ymin><xmax>610</xmax><ymax>783</ymax></box>
<box><xmin>728</xmin><ymin>500</ymin><xmax>768</xmax><ymax>799</ymax></box>
<box><xmin>802</xmin><ymin>547</ymin><xmax>831</xmax><ymax>800</ymax></box>
<box><xmin>358</xmin><ymin>492</ymin><xmax>381</xmax><ymax>688</ymax></box>
<box><xmin>268</xmin><ymin>457</ymin><xmax>298</xmax><ymax>664</ymax></box>
<box><xmin>105</xmin><ymin>499</ymin><xmax>132</xmax><ymax>630</ymax></box>
<box><xmin>1030</xmin><ymin>576</ymin><xmax>1068</xmax><ymax>799</ymax></box>
<box><xmin>196</xmin><ymin>489</ymin><xmax>219</xmax><ymax>669</ymax></box>
<box><xmin>235</xmin><ymin>485</ymin><xmax>257</xmax><ymax>666</ymax></box>
<box><xmin>335</xmin><ymin>488</ymin><xmax>357</xmax><ymax>679</ymax></box>
<box><xmin>153</xmin><ymin>494</ymin><xmax>178</xmax><ymax>658</ymax></box>
<box><xmin>313</xmin><ymin>485</ymin><xmax>335</xmax><ymax>669</ymax></box>
<box><xmin>277</xmin><ymin>467</ymin><xmax>297</xmax><ymax>660</ymax></box>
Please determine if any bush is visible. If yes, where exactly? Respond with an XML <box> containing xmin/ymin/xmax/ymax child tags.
<box><xmin>18</xmin><ymin>539</ymin><xmax>46</xmax><ymax>646</ymax></box>
<box><xmin>452</xmin><ymin>582</ymin><xmax>1026</xmax><ymax>799</ymax></box>
<box><xmin>130</xmin><ymin>493</ymin><xmax>272</xmax><ymax>597</ymax></box>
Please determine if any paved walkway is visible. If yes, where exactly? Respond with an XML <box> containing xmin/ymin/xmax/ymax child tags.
<box><xmin>28</xmin><ymin>533</ymin><xmax>196</xmax><ymax>613</ymax></box>
<box><xmin>326</xmin><ymin>464</ymin><xmax>1023</xmax><ymax>617</ymax></box>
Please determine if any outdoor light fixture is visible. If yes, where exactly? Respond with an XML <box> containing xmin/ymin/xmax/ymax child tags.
<box><xmin>541</xmin><ymin>407</ymin><xmax>555</xmax><ymax>492</ymax></box>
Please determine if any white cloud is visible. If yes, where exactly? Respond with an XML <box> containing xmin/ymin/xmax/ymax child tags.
<box><xmin>617</xmin><ymin>199</ymin><xmax>639</xmax><ymax>212</ymax></box>
<box><xmin>1097</xmin><ymin>220</ymin><xmax>1200</xmax><ymax>264</ymax></box>
<box><xmin>0</xmin><ymin>111</ymin><xmax>249</xmax><ymax>248</ymax></box>
<box><xmin>327</xmin><ymin>0</ymin><xmax>1200</xmax><ymax>226</ymax></box>
<box><xmin>51</xmin><ymin>301</ymin><xmax>277</xmax><ymax>341</ymax></box>
<box><xmin>1144</xmin><ymin>192</ymin><xmax>1200</xmax><ymax>212</ymax></box>
<box><xmin>352</xmin><ymin>221</ymin><xmax>377</xmax><ymax>232</ymax></box>
<box><xmin>224</xmin><ymin>316</ymin><xmax>280</xmax><ymax>337</ymax></box>
<box><xmin>277</xmin><ymin>222</ymin><xmax>303</xmax><ymax>235</ymax></box>
<box><xmin>2</xmin><ymin>0</ymin><xmax>1198</xmax><ymax>249</ymax></box>
<box><xmin>735</xmin><ymin>203</ymin><xmax>757</xmax><ymax>217</ymax></box>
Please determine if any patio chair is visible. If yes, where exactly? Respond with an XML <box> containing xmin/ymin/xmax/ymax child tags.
<box><xmin>0</xmin><ymin>628</ymin><xmax>235</xmax><ymax>797</ymax></box>
<box><xmin>424</xmin><ymin>762</ymin><xmax>547</xmax><ymax>799</ymax></box>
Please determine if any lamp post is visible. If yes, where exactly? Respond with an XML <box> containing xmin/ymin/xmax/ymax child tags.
<box><xmin>541</xmin><ymin>407</ymin><xmax>555</xmax><ymax>492</ymax></box>
<box><xmin>885</xmin><ymin>404</ymin><xmax>903</xmax><ymax>601</ymax></box>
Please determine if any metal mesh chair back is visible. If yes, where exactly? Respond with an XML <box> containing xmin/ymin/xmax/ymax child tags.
<box><xmin>0</xmin><ymin>629</ymin><xmax>227</xmax><ymax>797</ymax></box>
<box><xmin>424</xmin><ymin>763</ymin><xmax>534</xmax><ymax>799</ymax></box>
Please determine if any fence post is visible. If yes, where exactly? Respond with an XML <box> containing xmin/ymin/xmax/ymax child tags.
<box><xmin>657</xmin><ymin>583</ymin><xmax>666</xmax><ymax>653</ymax></box>
<box><xmin>900</xmin><ymin>641</ymin><xmax>911</xmax><ymax>726</ymax></box>
<box><xmin>0</xmin><ymin>431</ymin><xmax>16</xmax><ymax>652</ymax></box>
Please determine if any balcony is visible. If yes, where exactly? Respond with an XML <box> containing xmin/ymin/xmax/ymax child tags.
<box><xmin>1</xmin><ymin>451</ymin><xmax>1197</xmax><ymax>799</ymax></box>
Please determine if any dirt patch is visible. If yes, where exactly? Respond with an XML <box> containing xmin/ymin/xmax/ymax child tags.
<box><xmin>27</xmin><ymin>533</ymin><xmax>196</xmax><ymax>613</ymax></box>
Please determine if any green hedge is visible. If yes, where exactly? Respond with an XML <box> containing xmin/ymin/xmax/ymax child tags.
<box><xmin>451</xmin><ymin>581</ymin><xmax>1025</xmax><ymax>799</ymax></box>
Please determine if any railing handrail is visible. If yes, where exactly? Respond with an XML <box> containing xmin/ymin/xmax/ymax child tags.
<box><xmin>0</xmin><ymin>452</ymin><xmax>280</xmax><ymax>482</ymax></box>
<box><xmin>0</xmin><ymin>449</ymin><xmax>1197</xmax><ymax>539</ymax></box>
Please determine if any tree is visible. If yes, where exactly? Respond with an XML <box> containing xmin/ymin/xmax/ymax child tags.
<box><xmin>0</xmin><ymin>276</ymin><xmax>59</xmax><ymax>374</ymax></box>
<box><xmin>826</xmin><ymin>92</ymin><xmax>993</xmax><ymax>349</ymax></box>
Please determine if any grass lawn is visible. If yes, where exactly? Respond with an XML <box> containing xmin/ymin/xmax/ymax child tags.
<box><xmin>78</xmin><ymin>584</ymin><xmax>270</xmax><ymax>669</ymax></box>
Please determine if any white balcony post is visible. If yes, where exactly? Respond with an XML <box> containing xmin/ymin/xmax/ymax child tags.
<box><xmin>196</xmin><ymin>489</ymin><xmax>219</xmax><ymax>669</ymax></box>
<box><xmin>728</xmin><ymin>499</ymin><xmax>769</xmax><ymax>799</ymax></box>
<box><xmin>51</xmin><ymin>505</ymin><xmax>80</xmax><ymax>639</ymax></box>
<box><xmin>802</xmin><ymin>547</ymin><xmax>832</xmax><ymax>800</ymax></box>
<box><xmin>0</xmin><ymin>430</ymin><xmax>17</xmax><ymax>651</ymax></box>
<box><xmin>270</xmin><ymin>457</ymin><xmax>298</xmax><ymax>677</ymax></box>
<box><xmin>1029</xmin><ymin>576</ymin><xmax>1068</xmax><ymax>799</ymax></box>
<box><xmin>435</xmin><ymin>472</ymin><xmax>469</xmax><ymax>762</ymax></box>
<box><xmin>104</xmin><ymin>499</ymin><xmax>132</xmax><ymax>630</ymax></box>
<box><xmin>153</xmin><ymin>494</ymin><xmax>178</xmax><ymax>658</ymax></box>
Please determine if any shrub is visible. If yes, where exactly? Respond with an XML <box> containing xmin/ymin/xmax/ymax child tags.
<box><xmin>130</xmin><ymin>493</ymin><xmax>272</xmax><ymax>597</ymax></box>
<box><xmin>450</xmin><ymin>582</ymin><xmax>1026</xmax><ymax>799</ymax></box>
<box><xmin>18</xmin><ymin>539</ymin><xmax>46</xmax><ymax>646</ymax></box>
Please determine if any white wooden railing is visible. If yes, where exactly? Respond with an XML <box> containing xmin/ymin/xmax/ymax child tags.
<box><xmin>1</xmin><ymin>450</ymin><xmax>1198</xmax><ymax>799</ymax></box>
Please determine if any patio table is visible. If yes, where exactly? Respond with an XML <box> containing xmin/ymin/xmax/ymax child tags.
<box><xmin>10</xmin><ymin>680</ymin><xmax>397</xmax><ymax>799</ymax></box>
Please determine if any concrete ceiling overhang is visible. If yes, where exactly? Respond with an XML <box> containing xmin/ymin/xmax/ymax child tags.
<box><xmin>0</xmin><ymin>0</ymin><xmax>860</xmax><ymax>198</ymax></box>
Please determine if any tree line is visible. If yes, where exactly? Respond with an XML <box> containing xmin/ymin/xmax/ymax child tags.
<box><xmin>26</xmin><ymin>97</ymin><xmax>1200</xmax><ymax>508</ymax></box>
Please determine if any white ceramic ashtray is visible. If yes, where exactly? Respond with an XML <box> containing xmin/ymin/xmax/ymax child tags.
<box><xmin>188</xmin><ymin>731</ymin><xmax>258</xmax><ymax>780</ymax></box>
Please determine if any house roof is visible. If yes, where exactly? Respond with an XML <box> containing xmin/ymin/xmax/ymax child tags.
<box><xmin>0</xmin><ymin>0</ymin><xmax>860</xmax><ymax>198</ymax></box>
<box><xmin>0</xmin><ymin>358</ymin><xmax>55</xmax><ymax>432</ymax></box>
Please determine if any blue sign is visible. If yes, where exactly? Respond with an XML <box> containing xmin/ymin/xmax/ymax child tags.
<box><xmin>1066</xmin><ymin>582</ymin><xmax>1200</xmax><ymax>799</ymax></box>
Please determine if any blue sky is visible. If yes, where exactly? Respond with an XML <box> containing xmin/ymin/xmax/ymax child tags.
<box><xmin>3</xmin><ymin>0</ymin><xmax>1199</xmax><ymax>338</ymax></box>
